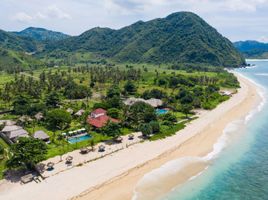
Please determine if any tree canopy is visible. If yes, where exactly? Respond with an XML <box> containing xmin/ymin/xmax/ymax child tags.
<box><xmin>7</xmin><ymin>137</ymin><xmax>47</xmax><ymax>169</ymax></box>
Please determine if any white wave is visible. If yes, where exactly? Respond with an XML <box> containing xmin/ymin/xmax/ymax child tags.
<box><xmin>246</xmin><ymin>59</ymin><xmax>268</xmax><ymax>62</ymax></box>
<box><xmin>255</xmin><ymin>73</ymin><xmax>268</xmax><ymax>76</ymax></box>
<box><xmin>132</xmin><ymin>123</ymin><xmax>237</xmax><ymax>200</ymax></box>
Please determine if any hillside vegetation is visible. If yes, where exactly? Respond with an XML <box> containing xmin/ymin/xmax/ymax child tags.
<box><xmin>44</xmin><ymin>12</ymin><xmax>245</xmax><ymax>67</ymax></box>
<box><xmin>0</xmin><ymin>48</ymin><xmax>43</xmax><ymax>72</ymax></box>
<box><xmin>0</xmin><ymin>12</ymin><xmax>245</xmax><ymax>71</ymax></box>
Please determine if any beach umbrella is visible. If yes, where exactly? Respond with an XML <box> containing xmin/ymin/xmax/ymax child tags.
<box><xmin>66</xmin><ymin>155</ymin><xmax>73</xmax><ymax>162</ymax></box>
<box><xmin>128</xmin><ymin>134</ymin><xmax>134</xmax><ymax>140</ymax></box>
<box><xmin>47</xmin><ymin>162</ymin><xmax>54</xmax><ymax>170</ymax></box>
<box><xmin>98</xmin><ymin>145</ymin><xmax>105</xmax><ymax>152</ymax></box>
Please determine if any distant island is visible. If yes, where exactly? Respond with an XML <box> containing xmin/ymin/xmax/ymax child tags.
<box><xmin>234</xmin><ymin>40</ymin><xmax>268</xmax><ymax>59</ymax></box>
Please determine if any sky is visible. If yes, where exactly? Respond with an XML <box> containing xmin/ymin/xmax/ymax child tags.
<box><xmin>1</xmin><ymin>0</ymin><xmax>268</xmax><ymax>42</ymax></box>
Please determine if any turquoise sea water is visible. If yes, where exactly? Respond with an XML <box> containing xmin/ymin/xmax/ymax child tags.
<box><xmin>162</xmin><ymin>60</ymin><xmax>268</xmax><ymax>200</ymax></box>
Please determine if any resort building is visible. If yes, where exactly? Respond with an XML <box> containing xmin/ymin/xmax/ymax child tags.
<box><xmin>0</xmin><ymin>125</ymin><xmax>29</xmax><ymax>143</ymax></box>
<box><xmin>87</xmin><ymin>108</ymin><xmax>119</xmax><ymax>128</ymax></box>
<box><xmin>123</xmin><ymin>97</ymin><xmax>163</xmax><ymax>108</ymax></box>
<box><xmin>33</xmin><ymin>130</ymin><xmax>50</xmax><ymax>143</ymax></box>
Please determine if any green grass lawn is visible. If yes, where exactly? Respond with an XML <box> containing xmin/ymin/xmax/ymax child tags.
<box><xmin>150</xmin><ymin>122</ymin><xmax>186</xmax><ymax>141</ymax></box>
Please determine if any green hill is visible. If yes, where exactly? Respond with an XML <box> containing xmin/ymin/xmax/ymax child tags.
<box><xmin>0</xmin><ymin>47</ymin><xmax>43</xmax><ymax>73</ymax></box>
<box><xmin>0</xmin><ymin>29</ymin><xmax>41</xmax><ymax>52</ymax></box>
<box><xmin>234</xmin><ymin>40</ymin><xmax>268</xmax><ymax>58</ymax></box>
<box><xmin>45</xmin><ymin>12</ymin><xmax>245</xmax><ymax>67</ymax></box>
<box><xmin>13</xmin><ymin>27</ymin><xmax>70</xmax><ymax>42</ymax></box>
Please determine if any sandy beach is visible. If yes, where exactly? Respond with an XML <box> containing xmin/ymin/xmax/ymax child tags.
<box><xmin>0</xmin><ymin>74</ymin><xmax>261</xmax><ymax>200</ymax></box>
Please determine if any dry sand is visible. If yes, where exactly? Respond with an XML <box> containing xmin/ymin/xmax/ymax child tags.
<box><xmin>0</xmin><ymin>74</ymin><xmax>261</xmax><ymax>200</ymax></box>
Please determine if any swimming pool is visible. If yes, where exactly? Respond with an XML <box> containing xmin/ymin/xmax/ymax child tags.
<box><xmin>156</xmin><ymin>108</ymin><xmax>169</xmax><ymax>115</ymax></box>
<box><xmin>68</xmin><ymin>134</ymin><xmax>91</xmax><ymax>144</ymax></box>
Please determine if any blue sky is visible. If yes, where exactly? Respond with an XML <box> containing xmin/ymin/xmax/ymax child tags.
<box><xmin>1</xmin><ymin>0</ymin><xmax>268</xmax><ymax>42</ymax></box>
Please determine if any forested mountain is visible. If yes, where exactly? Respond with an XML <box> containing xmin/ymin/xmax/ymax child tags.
<box><xmin>0</xmin><ymin>29</ymin><xmax>40</xmax><ymax>52</ymax></box>
<box><xmin>234</xmin><ymin>40</ymin><xmax>268</xmax><ymax>58</ymax></box>
<box><xmin>45</xmin><ymin>12</ymin><xmax>244</xmax><ymax>67</ymax></box>
<box><xmin>0</xmin><ymin>12</ymin><xmax>245</xmax><ymax>70</ymax></box>
<box><xmin>13</xmin><ymin>27</ymin><xmax>70</xmax><ymax>42</ymax></box>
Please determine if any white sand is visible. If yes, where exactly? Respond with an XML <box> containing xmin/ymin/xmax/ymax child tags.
<box><xmin>0</xmin><ymin>74</ymin><xmax>261</xmax><ymax>200</ymax></box>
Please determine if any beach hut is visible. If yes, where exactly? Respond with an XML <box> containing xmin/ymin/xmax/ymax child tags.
<box><xmin>33</xmin><ymin>130</ymin><xmax>50</xmax><ymax>142</ymax></box>
<box><xmin>1</xmin><ymin>125</ymin><xmax>29</xmax><ymax>143</ymax></box>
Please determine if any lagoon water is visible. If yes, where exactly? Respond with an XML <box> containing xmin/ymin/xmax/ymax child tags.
<box><xmin>162</xmin><ymin>60</ymin><xmax>268</xmax><ymax>200</ymax></box>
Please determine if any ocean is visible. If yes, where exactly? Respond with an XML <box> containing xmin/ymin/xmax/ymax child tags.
<box><xmin>161</xmin><ymin>60</ymin><xmax>268</xmax><ymax>200</ymax></box>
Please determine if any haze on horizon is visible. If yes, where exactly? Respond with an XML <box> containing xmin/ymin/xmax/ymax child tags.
<box><xmin>1</xmin><ymin>0</ymin><xmax>268</xmax><ymax>42</ymax></box>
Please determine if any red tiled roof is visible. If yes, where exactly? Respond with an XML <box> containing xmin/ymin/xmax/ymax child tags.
<box><xmin>92</xmin><ymin>108</ymin><xmax>107</xmax><ymax>115</ymax></box>
<box><xmin>87</xmin><ymin>115</ymin><xmax>119</xmax><ymax>128</ymax></box>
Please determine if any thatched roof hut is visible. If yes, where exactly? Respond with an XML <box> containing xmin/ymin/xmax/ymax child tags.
<box><xmin>34</xmin><ymin>130</ymin><xmax>50</xmax><ymax>141</ymax></box>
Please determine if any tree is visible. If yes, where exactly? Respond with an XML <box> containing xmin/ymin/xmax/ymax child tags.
<box><xmin>139</xmin><ymin>124</ymin><xmax>152</xmax><ymax>138</ymax></box>
<box><xmin>181</xmin><ymin>104</ymin><xmax>193</xmax><ymax>118</ymax></box>
<box><xmin>107</xmin><ymin>108</ymin><xmax>120</xmax><ymax>119</ymax></box>
<box><xmin>46</xmin><ymin>91</ymin><xmax>60</xmax><ymax>108</ymax></box>
<box><xmin>107</xmin><ymin>85</ymin><xmax>120</xmax><ymax>98</ymax></box>
<box><xmin>46</xmin><ymin>109</ymin><xmax>72</xmax><ymax>130</ymax></box>
<box><xmin>106</xmin><ymin>96</ymin><xmax>122</xmax><ymax>108</ymax></box>
<box><xmin>7</xmin><ymin>137</ymin><xmax>47</xmax><ymax>169</ymax></box>
<box><xmin>149</xmin><ymin>121</ymin><xmax>160</xmax><ymax>133</ymax></box>
<box><xmin>162</xmin><ymin>113</ymin><xmax>177</xmax><ymax>123</ymax></box>
<box><xmin>101</xmin><ymin>121</ymin><xmax>121</xmax><ymax>138</ymax></box>
<box><xmin>12</xmin><ymin>94</ymin><xmax>31</xmax><ymax>115</ymax></box>
<box><xmin>89</xmin><ymin>139</ymin><xmax>95</xmax><ymax>151</ymax></box>
<box><xmin>126</xmin><ymin>102</ymin><xmax>156</xmax><ymax>128</ymax></box>
<box><xmin>0</xmin><ymin>144</ymin><xmax>4</xmax><ymax>155</ymax></box>
<box><xmin>124</xmin><ymin>81</ymin><xmax>137</xmax><ymax>95</ymax></box>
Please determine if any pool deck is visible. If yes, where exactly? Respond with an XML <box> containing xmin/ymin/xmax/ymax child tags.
<box><xmin>38</xmin><ymin>132</ymin><xmax>143</xmax><ymax>178</ymax></box>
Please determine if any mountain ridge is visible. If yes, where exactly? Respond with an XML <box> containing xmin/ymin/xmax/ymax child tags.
<box><xmin>13</xmin><ymin>27</ymin><xmax>70</xmax><ymax>42</ymax></box>
<box><xmin>0</xmin><ymin>12</ymin><xmax>245</xmax><ymax>69</ymax></box>
<box><xmin>44</xmin><ymin>12</ymin><xmax>244</xmax><ymax>67</ymax></box>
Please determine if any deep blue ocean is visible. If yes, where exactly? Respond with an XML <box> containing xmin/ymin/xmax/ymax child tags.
<box><xmin>163</xmin><ymin>60</ymin><xmax>268</xmax><ymax>200</ymax></box>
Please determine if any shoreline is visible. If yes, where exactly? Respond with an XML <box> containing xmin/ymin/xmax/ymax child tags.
<box><xmin>74</xmin><ymin>74</ymin><xmax>261</xmax><ymax>200</ymax></box>
<box><xmin>0</xmin><ymin>74</ymin><xmax>261</xmax><ymax>200</ymax></box>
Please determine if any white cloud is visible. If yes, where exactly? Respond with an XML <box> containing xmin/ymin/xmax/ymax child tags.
<box><xmin>12</xmin><ymin>12</ymin><xmax>33</xmax><ymax>23</ymax></box>
<box><xmin>259</xmin><ymin>36</ymin><xmax>268</xmax><ymax>43</ymax></box>
<box><xmin>44</xmin><ymin>5</ymin><xmax>71</xmax><ymax>19</ymax></box>
<box><xmin>2</xmin><ymin>0</ymin><xmax>268</xmax><ymax>40</ymax></box>
<box><xmin>11</xmin><ymin>5</ymin><xmax>71</xmax><ymax>24</ymax></box>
